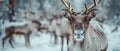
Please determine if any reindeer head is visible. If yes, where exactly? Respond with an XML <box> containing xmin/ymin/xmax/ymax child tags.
<box><xmin>73</xmin><ymin>22</ymin><xmax>85</xmax><ymax>42</ymax></box>
<box><xmin>61</xmin><ymin>0</ymin><xmax>101</xmax><ymax>41</ymax></box>
<box><xmin>32</xmin><ymin>20</ymin><xmax>42</xmax><ymax>31</ymax></box>
<box><xmin>61</xmin><ymin>0</ymin><xmax>80</xmax><ymax>30</ymax></box>
<box><xmin>80</xmin><ymin>0</ymin><xmax>101</xmax><ymax>31</ymax></box>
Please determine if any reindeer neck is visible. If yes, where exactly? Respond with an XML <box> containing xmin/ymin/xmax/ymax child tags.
<box><xmin>80</xmin><ymin>16</ymin><xmax>93</xmax><ymax>37</ymax></box>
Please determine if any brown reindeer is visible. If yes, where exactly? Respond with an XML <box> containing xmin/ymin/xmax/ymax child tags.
<box><xmin>47</xmin><ymin>9</ymin><xmax>75</xmax><ymax>51</ymax></box>
<box><xmin>47</xmin><ymin>0</ymin><xmax>81</xmax><ymax>51</ymax></box>
<box><xmin>48</xmin><ymin>14</ymin><xmax>61</xmax><ymax>45</ymax></box>
<box><xmin>2</xmin><ymin>19</ymin><xmax>46</xmax><ymax>48</ymax></box>
<box><xmin>49</xmin><ymin>15</ymin><xmax>73</xmax><ymax>51</ymax></box>
<box><xmin>60</xmin><ymin>0</ymin><xmax>108</xmax><ymax>51</ymax></box>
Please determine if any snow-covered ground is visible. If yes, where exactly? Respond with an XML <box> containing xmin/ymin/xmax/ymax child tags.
<box><xmin>104</xmin><ymin>25</ymin><xmax>120</xmax><ymax>51</ymax></box>
<box><xmin>0</xmin><ymin>32</ymin><xmax>64</xmax><ymax>51</ymax></box>
<box><xmin>0</xmin><ymin>23</ymin><xmax>120</xmax><ymax>51</ymax></box>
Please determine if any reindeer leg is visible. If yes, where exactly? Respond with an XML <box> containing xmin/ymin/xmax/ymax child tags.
<box><xmin>25</xmin><ymin>34</ymin><xmax>31</xmax><ymax>48</ymax></box>
<box><xmin>2</xmin><ymin>36</ymin><xmax>7</xmax><ymax>48</ymax></box>
<box><xmin>66</xmin><ymin>34</ymin><xmax>70</xmax><ymax>51</ymax></box>
<box><xmin>24</xmin><ymin>35</ymin><xmax>27</xmax><ymax>47</ymax></box>
<box><xmin>69</xmin><ymin>35</ymin><xmax>74</xmax><ymax>51</ymax></box>
<box><xmin>61</xmin><ymin>36</ymin><xmax>64</xmax><ymax>51</ymax></box>
<box><xmin>52</xmin><ymin>31</ymin><xmax>57</xmax><ymax>45</ymax></box>
<box><xmin>50</xmin><ymin>32</ymin><xmax>52</xmax><ymax>44</ymax></box>
<box><xmin>27</xmin><ymin>34</ymin><xmax>31</xmax><ymax>48</ymax></box>
<box><xmin>54</xmin><ymin>34</ymin><xmax>58</xmax><ymax>45</ymax></box>
<box><xmin>9</xmin><ymin>36</ymin><xmax>14</xmax><ymax>48</ymax></box>
<box><xmin>2</xmin><ymin>34</ymin><xmax>11</xmax><ymax>48</ymax></box>
<box><xmin>49</xmin><ymin>32</ymin><xmax>54</xmax><ymax>45</ymax></box>
<box><xmin>49</xmin><ymin>31</ymin><xmax>55</xmax><ymax>45</ymax></box>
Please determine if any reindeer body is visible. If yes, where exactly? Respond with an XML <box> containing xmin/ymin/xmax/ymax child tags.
<box><xmin>57</xmin><ymin>17</ymin><xmax>73</xmax><ymax>51</ymax></box>
<box><xmin>2</xmin><ymin>20</ymin><xmax>39</xmax><ymax>48</ymax></box>
<box><xmin>48</xmin><ymin>17</ymin><xmax>73</xmax><ymax>51</ymax></box>
<box><xmin>83</xmin><ymin>23</ymin><xmax>108</xmax><ymax>51</ymax></box>
<box><xmin>49</xmin><ymin>19</ymin><xmax>58</xmax><ymax>33</ymax></box>
<box><xmin>58</xmin><ymin>17</ymin><xmax>72</xmax><ymax>36</ymax></box>
<box><xmin>48</xmin><ymin>18</ymin><xmax>59</xmax><ymax>44</ymax></box>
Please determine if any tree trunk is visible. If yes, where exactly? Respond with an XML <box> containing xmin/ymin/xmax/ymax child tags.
<box><xmin>9</xmin><ymin>0</ymin><xmax>15</xmax><ymax>22</ymax></box>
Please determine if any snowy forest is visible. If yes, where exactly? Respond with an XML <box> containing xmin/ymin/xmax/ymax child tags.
<box><xmin>0</xmin><ymin>0</ymin><xmax>120</xmax><ymax>51</ymax></box>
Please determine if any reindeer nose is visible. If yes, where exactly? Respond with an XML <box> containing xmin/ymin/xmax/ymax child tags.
<box><xmin>77</xmin><ymin>34</ymin><xmax>81</xmax><ymax>38</ymax></box>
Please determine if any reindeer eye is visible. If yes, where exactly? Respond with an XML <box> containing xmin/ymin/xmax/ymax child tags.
<box><xmin>81</xmin><ymin>33</ymin><xmax>84</xmax><ymax>36</ymax></box>
<box><xmin>74</xmin><ymin>33</ymin><xmax>77</xmax><ymax>35</ymax></box>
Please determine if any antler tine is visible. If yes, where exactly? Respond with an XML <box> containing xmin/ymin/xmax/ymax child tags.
<box><xmin>84</xmin><ymin>0</ymin><xmax>101</xmax><ymax>14</ymax></box>
<box><xmin>68</xmin><ymin>2</ymin><xmax>71</xmax><ymax>9</ymax></box>
<box><xmin>84</xmin><ymin>3</ymin><xmax>88</xmax><ymax>10</ymax></box>
<box><xmin>61</xmin><ymin>0</ymin><xmax>73</xmax><ymax>14</ymax></box>
<box><xmin>84</xmin><ymin>0</ymin><xmax>96</xmax><ymax>14</ymax></box>
<box><xmin>61</xmin><ymin>0</ymin><xmax>70</xmax><ymax>9</ymax></box>
<box><xmin>97</xmin><ymin>0</ymin><xmax>101</xmax><ymax>4</ymax></box>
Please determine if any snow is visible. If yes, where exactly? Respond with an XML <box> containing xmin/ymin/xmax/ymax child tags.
<box><xmin>0</xmin><ymin>21</ymin><xmax>28</xmax><ymax>28</ymax></box>
<box><xmin>0</xmin><ymin>18</ymin><xmax>120</xmax><ymax>51</ymax></box>
<box><xmin>106</xmin><ymin>26</ymin><xmax>120</xmax><ymax>51</ymax></box>
<box><xmin>0</xmin><ymin>33</ymin><xmax>68</xmax><ymax>51</ymax></box>
<box><xmin>0</xmin><ymin>22</ymin><xmax>120</xmax><ymax>51</ymax></box>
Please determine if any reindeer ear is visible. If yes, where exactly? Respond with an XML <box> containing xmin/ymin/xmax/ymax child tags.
<box><xmin>83</xmin><ymin>0</ymin><xmax>101</xmax><ymax>14</ymax></box>
<box><xmin>61</xmin><ymin>0</ymin><xmax>70</xmax><ymax>9</ymax></box>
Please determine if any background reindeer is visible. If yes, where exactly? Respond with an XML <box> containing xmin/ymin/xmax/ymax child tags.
<box><xmin>46</xmin><ymin>0</ymin><xmax>81</xmax><ymax>51</ymax></box>
<box><xmin>1</xmin><ymin>19</ymin><xmax>44</xmax><ymax>48</ymax></box>
<box><xmin>48</xmin><ymin>12</ymin><xmax>73</xmax><ymax>51</ymax></box>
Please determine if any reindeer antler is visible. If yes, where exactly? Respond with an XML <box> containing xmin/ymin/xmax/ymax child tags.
<box><xmin>61</xmin><ymin>0</ymin><xmax>73</xmax><ymax>14</ymax></box>
<box><xmin>84</xmin><ymin>0</ymin><xmax>101</xmax><ymax>14</ymax></box>
<box><xmin>61</xmin><ymin>0</ymin><xmax>81</xmax><ymax>16</ymax></box>
<box><xmin>61</xmin><ymin>0</ymin><xmax>71</xmax><ymax>10</ymax></box>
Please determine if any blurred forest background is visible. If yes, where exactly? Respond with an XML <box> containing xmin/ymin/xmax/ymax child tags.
<box><xmin>0</xmin><ymin>0</ymin><xmax>120</xmax><ymax>24</ymax></box>
<box><xmin>0</xmin><ymin>0</ymin><xmax>120</xmax><ymax>51</ymax></box>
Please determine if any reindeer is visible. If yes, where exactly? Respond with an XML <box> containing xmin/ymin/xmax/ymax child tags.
<box><xmin>47</xmin><ymin>0</ymin><xmax>80</xmax><ymax>51</ymax></box>
<box><xmin>48</xmin><ymin>14</ymin><xmax>60</xmax><ymax>45</ymax></box>
<box><xmin>60</xmin><ymin>0</ymin><xmax>108</xmax><ymax>51</ymax></box>
<box><xmin>1</xmin><ymin>19</ymin><xmax>46</xmax><ymax>48</ymax></box>
<box><xmin>47</xmin><ymin>9</ymin><xmax>73</xmax><ymax>51</ymax></box>
<box><xmin>48</xmin><ymin>14</ymin><xmax>73</xmax><ymax>51</ymax></box>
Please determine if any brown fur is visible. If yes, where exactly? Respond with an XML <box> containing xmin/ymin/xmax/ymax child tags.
<box><xmin>2</xmin><ymin>20</ymin><xmax>42</xmax><ymax>48</ymax></box>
